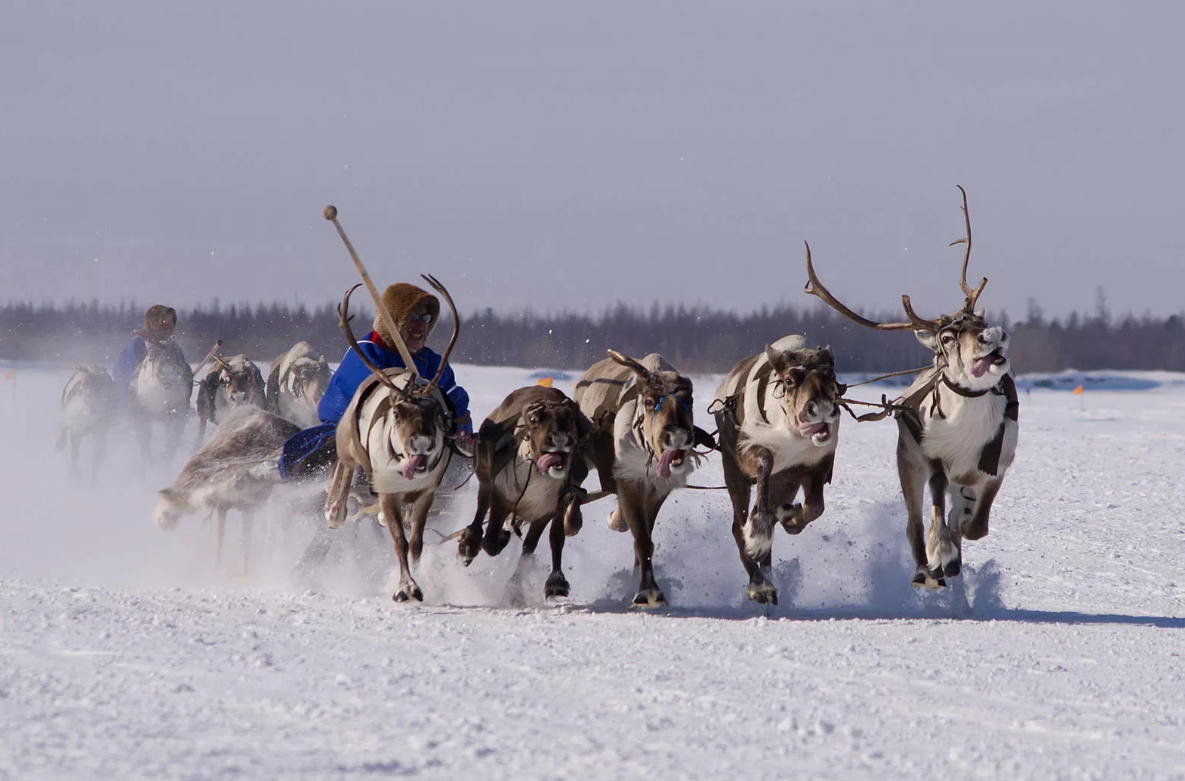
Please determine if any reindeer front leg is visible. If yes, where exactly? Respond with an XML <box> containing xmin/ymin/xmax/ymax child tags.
<box><xmin>323</xmin><ymin>460</ymin><xmax>352</xmax><ymax>528</ymax></box>
<box><xmin>380</xmin><ymin>493</ymin><xmax>422</xmax><ymax>603</ymax></box>
<box><xmin>925</xmin><ymin>466</ymin><xmax>958</xmax><ymax>584</ymax></box>
<box><xmin>621</xmin><ymin>486</ymin><xmax>665</xmax><ymax>609</ymax></box>
<box><xmin>744</xmin><ymin>447</ymin><xmax>777</xmax><ymax>561</ymax></box>
<box><xmin>544</xmin><ymin>507</ymin><xmax>570</xmax><ymax>599</ymax></box>
<box><xmin>240</xmin><ymin>508</ymin><xmax>254</xmax><ymax>577</ymax></box>
<box><xmin>721</xmin><ymin>443</ymin><xmax>776</xmax><ymax>604</ymax></box>
<box><xmin>458</xmin><ymin>485</ymin><xmax>490</xmax><ymax>565</ymax></box>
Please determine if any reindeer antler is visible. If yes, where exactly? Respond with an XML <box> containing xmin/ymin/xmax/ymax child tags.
<box><xmin>950</xmin><ymin>185</ymin><xmax>987</xmax><ymax>313</ymax></box>
<box><xmin>803</xmin><ymin>242</ymin><xmax>939</xmax><ymax>331</ymax></box>
<box><xmin>419</xmin><ymin>273</ymin><xmax>460</xmax><ymax>397</ymax></box>
<box><xmin>338</xmin><ymin>284</ymin><xmax>401</xmax><ymax>394</ymax></box>
<box><xmin>607</xmin><ymin>349</ymin><xmax>662</xmax><ymax>388</ymax></box>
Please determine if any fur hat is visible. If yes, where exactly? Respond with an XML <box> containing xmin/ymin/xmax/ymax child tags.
<box><xmin>143</xmin><ymin>305</ymin><xmax>178</xmax><ymax>342</ymax></box>
<box><xmin>373</xmin><ymin>283</ymin><xmax>440</xmax><ymax>348</ymax></box>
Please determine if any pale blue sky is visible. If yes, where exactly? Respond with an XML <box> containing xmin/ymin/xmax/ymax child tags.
<box><xmin>2</xmin><ymin>1</ymin><xmax>1182</xmax><ymax>319</ymax></box>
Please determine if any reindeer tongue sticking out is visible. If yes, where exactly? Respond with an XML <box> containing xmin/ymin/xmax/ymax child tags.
<box><xmin>402</xmin><ymin>454</ymin><xmax>428</xmax><ymax>481</ymax></box>
<box><xmin>971</xmin><ymin>351</ymin><xmax>1005</xmax><ymax>378</ymax></box>
<box><xmin>798</xmin><ymin>422</ymin><xmax>828</xmax><ymax>438</ymax></box>
<box><xmin>657</xmin><ymin>449</ymin><xmax>682</xmax><ymax>479</ymax></box>
<box><xmin>536</xmin><ymin>453</ymin><xmax>563</xmax><ymax>474</ymax></box>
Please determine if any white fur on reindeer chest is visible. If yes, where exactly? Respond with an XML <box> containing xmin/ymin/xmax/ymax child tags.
<box><xmin>611</xmin><ymin>397</ymin><xmax>692</xmax><ymax>489</ymax></box>
<box><xmin>918</xmin><ymin>383</ymin><xmax>1016</xmax><ymax>483</ymax></box>
<box><xmin>493</xmin><ymin>439</ymin><xmax>568</xmax><ymax>520</ymax></box>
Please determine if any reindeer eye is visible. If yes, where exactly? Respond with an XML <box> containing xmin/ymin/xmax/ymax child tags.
<box><xmin>941</xmin><ymin>334</ymin><xmax>955</xmax><ymax>345</ymax></box>
<box><xmin>787</xmin><ymin>368</ymin><xmax>805</xmax><ymax>385</ymax></box>
<box><xmin>529</xmin><ymin>415</ymin><xmax>539</xmax><ymax>425</ymax></box>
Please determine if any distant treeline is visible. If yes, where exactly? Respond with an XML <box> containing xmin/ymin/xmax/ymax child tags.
<box><xmin>2</xmin><ymin>298</ymin><xmax>1184</xmax><ymax>375</ymax></box>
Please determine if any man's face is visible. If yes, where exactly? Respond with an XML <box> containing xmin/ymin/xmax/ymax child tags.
<box><xmin>401</xmin><ymin>305</ymin><xmax>432</xmax><ymax>353</ymax></box>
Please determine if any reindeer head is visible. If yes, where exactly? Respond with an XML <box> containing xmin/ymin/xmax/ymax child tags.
<box><xmin>152</xmin><ymin>487</ymin><xmax>187</xmax><ymax>530</ymax></box>
<box><xmin>381</xmin><ymin>380</ymin><xmax>450</xmax><ymax>480</ymax></box>
<box><xmin>763</xmin><ymin>345</ymin><xmax>843</xmax><ymax>446</ymax></box>
<box><xmin>517</xmin><ymin>394</ymin><xmax>590</xmax><ymax>479</ymax></box>
<box><xmin>211</xmin><ymin>355</ymin><xmax>262</xmax><ymax>407</ymax></box>
<box><xmin>288</xmin><ymin>356</ymin><xmax>330</xmax><ymax>403</ymax></box>
<box><xmin>609</xmin><ymin>350</ymin><xmax>696</xmax><ymax>479</ymax></box>
<box><xmin>803</xmin><ymin>186</ymin><xmax>1010</xmax><ymax>393</ymax></box>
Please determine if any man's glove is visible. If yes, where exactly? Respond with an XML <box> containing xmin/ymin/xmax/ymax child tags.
<box><xmin>454</xmin><ymin>430</ymin><xmax>475</xmax><ymax>458</ymax></box>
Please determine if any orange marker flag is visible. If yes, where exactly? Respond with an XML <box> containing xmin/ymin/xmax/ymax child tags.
<box><xmin>1072</xmin><ymin>385</ymin><xmax>1084</xmax><ymax>394</ymax></box>
<box><xmin>536</xmin><ymin>377</ymin><xmax>554</xmax><ymax>388</ymax></box>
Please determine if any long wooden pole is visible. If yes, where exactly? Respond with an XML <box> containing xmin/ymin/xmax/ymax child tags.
<box><xmin>323</xmin><ymin>205</ymin><xmax>418</xmax><ymax>375</ymax></box>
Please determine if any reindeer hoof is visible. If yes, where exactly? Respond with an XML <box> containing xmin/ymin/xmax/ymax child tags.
<box><xmin>746</xmin><ymin>581</ymin><xmax>778</xmax><ymax>605</ymax></box>
<box><xmin>962</xmin><ymin>518</ymin><xmax>989</xmax><ymax>541</ymax></box>
<box><xmin>943</xmin><ymin>558</ymin><xmax>962</xmax><ymax>579</ymax></box>
<box><xmin>911</xmin><ymin>569</ymin><xmax>946</xmax><ymax>589</ymax></box>
<box><xmin>607</xmin><ymin>508</ymin><xmax>628</xmax><ymax>533</ymax></box>
<box><xmin>629</xmin><ymin>589</ymin><xmax>668</xmax><ymax>610</ymax></box>
<box><xmin>394</xmin><ymin>584</ymin><xmax>423</xmax><ymax>603</ymax></box>
<box><xmin>544</xmin><ymin>572</ymin><xmax>570</xmax><ymax>599</ymax></box>
<box><xmin>482</xmin><ymin>529</ymin><xmax>512</xmax><ymax>557</ymax></box>
<box><xmin>457</xmin><ymin>529</ymin><xmax>482</xmax><ymax>566</ymax></box>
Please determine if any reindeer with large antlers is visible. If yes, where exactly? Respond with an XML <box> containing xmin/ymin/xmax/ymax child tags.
<box><xmin>804</xmin><ymin>186</ymin><xmax>1018</xmax><ymax>589</ymax></box>
<box><xmin>318</xmin><ymin>206</ymin><xmax>464</xmax><ymax>602</ymax></box>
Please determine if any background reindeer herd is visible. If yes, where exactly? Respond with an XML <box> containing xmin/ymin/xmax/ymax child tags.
<box><xmin>56</xmin><ymin>188</ymin><xmax>1019</xmax><ymax>608</ymax></box>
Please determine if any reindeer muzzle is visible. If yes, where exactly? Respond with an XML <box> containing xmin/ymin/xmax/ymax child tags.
<box><xmin>536</xmin><ymin>452</ymin><xmax>566</xmax><ymax>476</ymax></box>
<box><xmin>656</xmin><ymin>448</ymin><xmax>687</xmax><ymax>479</ymax></box>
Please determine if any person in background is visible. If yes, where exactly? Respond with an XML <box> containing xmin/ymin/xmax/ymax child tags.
<box><xmin>113</xmin><ymin>304</ymin><xmax>187</xmax><ymax>392</ymax></box>
<box><xmin>279</xmin><ymin>281</ymin><xmax>473</xmax><ymax>479</ymax></box>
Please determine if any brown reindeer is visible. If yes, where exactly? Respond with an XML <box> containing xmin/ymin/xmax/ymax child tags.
<box><xmin>323</xmin><ymin>279</ymin><xmax>461</xmax><ymax>603</ymax></box>
<box><xmin>154</xmin><ymin>407</ymin><xmax>300</xmax><ymax>574</ymax></box>
<box><xmin>196</xmin><ymin>354</ymin><xmax>267</xmax><ymax>439</ymax></box>
<box><xmin>456</xmin><ymin>386</ymin><xmax>592</xmax><ymax>600</ymax></box>
<box><xmin>714</xmin><ymin>337</ymin><xmax>844</xmax><ymax>605</ymax></box>
<box><xmin>576</xmin><ymin>351</ymin><xmax>711</xmax><ymax>608</ymax></box>
<box><xmin>802</xmin><ymin>186</ymin><xmax>1018</xmax><ymax>588</ymax></box>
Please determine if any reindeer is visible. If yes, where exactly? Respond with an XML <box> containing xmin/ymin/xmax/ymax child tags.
<box><xmin>713</xmin><ymin>338</ymin><xmax>844</xmax><ymax>605</ymax></box>
<box><xmin>456</xmin><ymin>386</ymin><xmax>592</xmax><ymax>600</ymax></box>
<box><xmin>130</xmin><ymin>337</ymin><xmax>194</xmax><ymax>463</ymax></box>
<box><xmin>266</xmin><ymin>341</ymin><xmax>331</xmax><ymax>428</ymax></box>
<box><xmin>322</xmin><ymin>279</ymin><xmax>461</xmax><ymax>603</ymax></box>
<box><xmin>802</xmin><ymin>186</ymin><xmax>1018</xmax><ymax>589</ymax></box>
<box><xmin>575</xmin><ymin>351</ymin><xmax>711</xmax><ymax>608</ymax></box>
<box><xmin>154</xmin><ymin>407</ymin><xmax>300</xmax><ymax>574</ymax></box>
<box><xmin>196</xmin><ymin>354</ymin><xmax>267</xmax><ymax>439</ymax></box>
<box><xmin>56</xmin><ymin>365</ymin><xmax>116</xmax><ymax>476</ymax></box>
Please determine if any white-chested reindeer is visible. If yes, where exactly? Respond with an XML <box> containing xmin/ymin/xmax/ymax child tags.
<box><xmin>57</xmin><ymin>365</ymin><xmax>116</xmax><ymax>476</ymax></box>
<box><xmin>131</xmin><ymin>337</ymin><xmax>194</xmax><ymax>463</ymax></box>
<box><xmin>576</xmin><ymin>350</ymin><xmax>711</xmax><ymax>608</ymax></box>
<box><xmin>196</xmin><ymin>354</ymin><xmax>267</xmax><ymax>439</ymax></box>
<box><xmin>322</xmin><ymin>279</ymin><xmax>461</xmax><ymax>603</ymax></box>
<box><xmin>713</xmin><ymin>338</ymin><xmax>845</xmax><ymax>605</ymax></box>
<box><xmin>803</xmin><ymin>186</ymin><xmax>1018</xmax><ymax>589</ymax></box>
<box><xmin>266</xmin><ymin>342</ymin><xmax>331</xmax><ymax>428</ymax></box>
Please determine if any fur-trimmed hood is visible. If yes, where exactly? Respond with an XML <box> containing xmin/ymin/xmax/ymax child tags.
<box><xmin>373</xmin><ymin>283</ymin><xmax>440</xmax><ymax>348</ymax></box>
<box><xmin>142</xmin><ymin>305</ymin><xmax>177</xmax><ymax>342</ymax></box>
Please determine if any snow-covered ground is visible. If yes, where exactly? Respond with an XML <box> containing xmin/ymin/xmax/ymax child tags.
<box><xmin>3</xmin><ymin>363</ymin><xmax>1185</xmax><ymax>780</ymax></box>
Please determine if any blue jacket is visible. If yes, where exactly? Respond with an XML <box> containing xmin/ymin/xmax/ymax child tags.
<box><xmin>113</xmin><ymin>335</ymin><xmax>187</xmax><ymax>392</ymax></box>
<box><xmin>318</xmin><ymin>331</ymin><xmax>472</xmax><ymax>433</ymax></box>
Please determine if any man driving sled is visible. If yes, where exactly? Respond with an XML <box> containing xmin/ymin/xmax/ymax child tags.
<box><xmin>279</xmin><ymin>281</ymin><xmax>473</xmax><ymax>480</ymax></box>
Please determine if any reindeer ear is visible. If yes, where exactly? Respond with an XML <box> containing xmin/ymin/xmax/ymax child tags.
<box><xmin>570</xmin><ymin>401</ymin><xmax>594</xmax><ymax>441</ymax></box>
<box><xmin>914</xmin><ymin>329</ymin><xmax>939</xmax><ymax>351</ymax></box>
<box><xmin>764</xmin><ymin>346</ymin><xmax>792</xmax><ymax>374</ymax></box>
